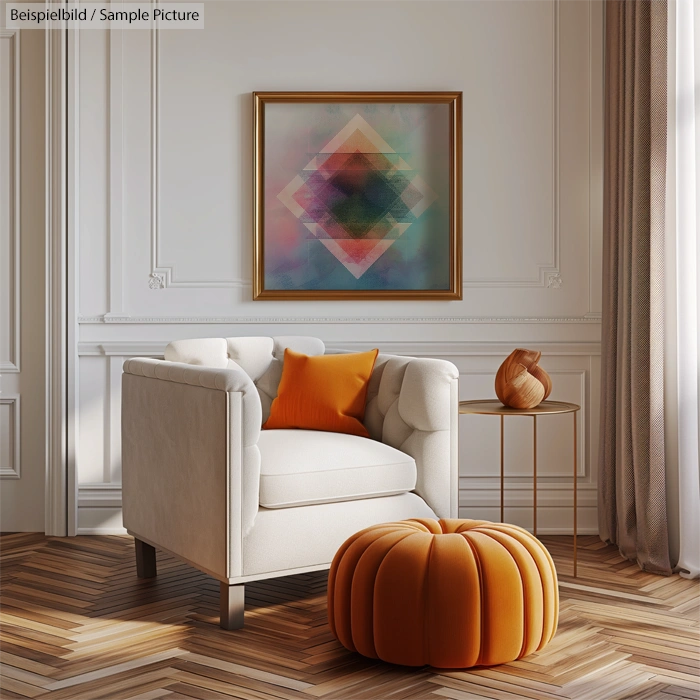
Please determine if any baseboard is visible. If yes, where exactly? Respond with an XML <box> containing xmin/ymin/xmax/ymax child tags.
<box><xmin>75</xmin><ymin>526</ymin><xmax>598</xmax><ymax>536</ymax></box>
<box><xmin>76</xmin><ymin>527</ymin><xmax>128</xmax><ymax>535</ymax></box>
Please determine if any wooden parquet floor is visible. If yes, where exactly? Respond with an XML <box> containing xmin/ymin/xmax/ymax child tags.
<box><xmin>0</xmin><ymin>534</ymin><xmax>698</xmax><ymax>700</ymax></box>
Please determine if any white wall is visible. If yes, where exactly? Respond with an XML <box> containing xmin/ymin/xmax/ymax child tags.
<box><xmin>73</xmin><ymin>0</ymin><xmax>604</xmax><ymax>535</ymax></box>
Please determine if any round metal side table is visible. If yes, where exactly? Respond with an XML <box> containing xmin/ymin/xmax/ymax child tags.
<box><xmin>459</xmin><ymin>399</ymin><xmax>581</xmax><ymax>576</ymax></box>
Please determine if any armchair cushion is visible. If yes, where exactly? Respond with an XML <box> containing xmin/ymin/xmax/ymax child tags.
<box><xmin>257</xmin><ymin>429</ymin><xmax>416</xmax><ymax>508</ymax></box>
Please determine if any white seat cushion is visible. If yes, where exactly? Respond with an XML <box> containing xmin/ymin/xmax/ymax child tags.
<box><xmin>257</xmin><ymin>429</ymin><xmax>417</xmax><ymax>508</ymax></box>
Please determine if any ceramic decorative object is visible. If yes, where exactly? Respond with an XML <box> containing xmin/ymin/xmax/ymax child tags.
<box><xmin>495</xmin><ymin>348</ymin><xmax>552</xmax><ymax>409</ymax></box>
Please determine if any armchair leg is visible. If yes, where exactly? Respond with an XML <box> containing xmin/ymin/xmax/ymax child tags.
<box><xmin>135</xmin><ymin>539</ymin><xmax>157</xmax><ymax>578</ymax></box>
<box><xmin>220</xmin><ymin>582</ymin><xmax>245</xmax><ymax>630</ymax></box>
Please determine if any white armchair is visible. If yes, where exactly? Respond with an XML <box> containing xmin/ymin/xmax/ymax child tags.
<box><xmin>121</xmin><ymin>336</ymin><xmax>458</xmax><ymax>628</ymax></box>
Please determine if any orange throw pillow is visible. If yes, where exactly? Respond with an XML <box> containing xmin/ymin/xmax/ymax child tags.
<box><xmin>263</xmin><ymin>348</ymin><xmax>379</xmax><ymax>437</ymax></box>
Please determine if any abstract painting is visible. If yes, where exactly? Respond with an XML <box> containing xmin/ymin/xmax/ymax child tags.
<box><xmin>253</xmin><ymin>92</ymin><xmax>462</xmax><ymax>300</ymax></box>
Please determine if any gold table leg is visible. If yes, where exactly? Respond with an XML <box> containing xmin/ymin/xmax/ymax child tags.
<box><xmin>500</xmin><ymin>414</ymin><xmax>504</xmax><ymax>522</ymax></box>
<box><xmin>533</xmin><ymin>415</ymin><xmax>537</xmax><ymax>537</ymax></box>
<box><xmin>574</xmin><ymin>411</ymin><xmax>578</xmax><ymax>577</ymax></box>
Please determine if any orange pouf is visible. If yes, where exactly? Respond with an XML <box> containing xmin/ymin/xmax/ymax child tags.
<box><xmin>328</xmin><ymin>519</ymin><xmax>558</xmax><ymax>668</ymax></box>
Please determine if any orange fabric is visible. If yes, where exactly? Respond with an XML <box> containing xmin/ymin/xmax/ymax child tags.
<box><xmin>328</xmin><ymin>518</ymin><xmax>559</xmax><ymax>668</ymax></box>
<box><xmin>263</xmin><ymin>348</ymin><xmax>378</xmax><ymax>438</ymax></box>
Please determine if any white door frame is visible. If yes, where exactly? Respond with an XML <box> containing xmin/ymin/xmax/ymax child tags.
<box><xmin>44</xmin><ymin>21</ymin><xmax>72</xmax><ymax>536</ymax></box>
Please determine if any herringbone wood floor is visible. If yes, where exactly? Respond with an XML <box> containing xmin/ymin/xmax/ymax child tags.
<box><xmin>0</xmin><ymin>534</ymin><xmax>698</xmax><ymax>700</ymax></box>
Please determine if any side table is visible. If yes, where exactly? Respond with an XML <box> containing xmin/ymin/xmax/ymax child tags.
<box><xmin>459</xmin><ymin>399</ymin><xmax>581</xmax><ymax>576</ymax></box>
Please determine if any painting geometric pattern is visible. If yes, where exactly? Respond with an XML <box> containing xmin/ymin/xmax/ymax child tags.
<box><xmin>278</xmin><ymin>114</ymin><xmax>437</xmax><ymax>279</ymax></box>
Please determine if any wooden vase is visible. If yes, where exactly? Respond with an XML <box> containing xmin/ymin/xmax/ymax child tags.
<box><xmin>495</xmin><ymin>349</ymin><xmax>552</xmax><ymax>410</ymax></box>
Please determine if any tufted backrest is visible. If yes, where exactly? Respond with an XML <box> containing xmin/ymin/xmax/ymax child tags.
<box><xmin>164</xmin><ymin>336</ymin><xmax>325</xmax><ymax>423</ymax></box>
<box><xmin>162</xmin><ymin>337</ymin><xmax>452</xmax><ymax>458</ymax></box>
<box><xmin>363</xmin><ymin>354</ymin><xmax>408</xmax><ymax>442</ymax></box>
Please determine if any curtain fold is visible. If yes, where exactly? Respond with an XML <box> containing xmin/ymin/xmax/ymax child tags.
<box><xmin>599</xmin><ymin>0</ymin><xmax>672</xmax><ymax>575</ymax></box>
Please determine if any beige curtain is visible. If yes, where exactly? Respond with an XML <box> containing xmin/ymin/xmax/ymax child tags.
<box><xmin>599</xmin><ymin>0</ymin><xmax>672</xmax><ymax>575</ymax></box>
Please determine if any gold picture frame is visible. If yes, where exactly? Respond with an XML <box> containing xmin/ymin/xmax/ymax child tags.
<box><xmin>253</xmin><ymin>91</ymin><xmax>462</xmax><ymax>300</ymax></box>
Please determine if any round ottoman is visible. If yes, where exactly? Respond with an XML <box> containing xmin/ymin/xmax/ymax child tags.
<box><xmin>328</xmin><ymin>518</ymin><xmax>558</xmax><ymax>668</ymax></box>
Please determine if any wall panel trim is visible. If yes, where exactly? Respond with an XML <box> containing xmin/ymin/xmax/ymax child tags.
<box><xmin>144</xmin><ymin>1</ymin><xmax>569</xmax><ymax>292</ymax></box>
<box><xmin>76</xmin><ymin>335</ymin><xmax>599</xmax><ymax>535</ymax></box>
<box><xmin>78</xmin><ymin>340</ymin><xmax>601</xmax><ymax>357</ymax></box>
<box><xmin>0</xmin><ymin>29</ymin><xmax>20</xmax><ymax>374</ymax></box>
<box><xmin>77</xmin><ymin>483</ymin><xmax>598</xmax><ymax>534</ymax></box>
<box><xmin>104</xmin><ymin>23</ymin><xmax>127</xmax><ymax>320</ymax></box>
<box><xmin>78</xmin><ymin>314</ymin><xmax>603</xmax><ymax>325</ymax></box>
<box><xmin>463</xmin><ymin>0</ymin><xmax>561</xmax><ymax>288</ymax></box>
<box><xmin>46</xmin><ymin>22</ymin><xmax>69</xmax><ymax>536</ymax></box>
<box><xmin>78</xmin><ymin>483</ymin><xmax>121</xmax><ymax>507</ymax></box>
<box><xmin>0</xmin><ymin>396</ymin><xmax>20</xmax><ymax>479</ymax></box>
<box><xmin>148</xmin><ymin>26</ymin><xmax>246</xmax><ymax>290</ymax></box>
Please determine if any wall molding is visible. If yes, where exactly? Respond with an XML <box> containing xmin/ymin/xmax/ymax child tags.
<box><xmin>78</xmin><ymin>484</ymin><xmax>597</xmax><ymax>512</ymax></box>
<box><xmin>0</xmin><ymin>396</ymin><xmax>20</xmax><ymax>479</ymax></box>
<box><xmin>149</xmin><ymin>27</ymin><xmax>246</xmax><ymax>290</ymax></box>
<box><xmin>145</xmin><ymin>1</ymin><xmax>565</xmax><ymax>292</ymax></box>
<box><xmin>78</xmin><ymin>483</ymin><xmax>122</xmax><ymax>508</ymax></box>
<box><xmin>75</xmin><ymin>523</ymin><xmax>598</xmax><ymax>536</ymax></box>
<box><xmin>106</xmin><ymin>356</ymin><xmax>121</xmax><ymax>483</ymax></box>
<box><xmin>460</xmin><ymin>487</ymin><xmax>596</xmax><ymax>507</ymax></box>
<box><xmin>149</xmin><ymin>24</ymin><xmax>161</xmax><ymax>286</ymax></box>
<box><xmin>0</xmin><ymin>29</ymin><xmax>20</xmax><ymax>373</ymax></box>
<box><xmin>463</xmin><ymin>0</ymin><xmax>560</xmax><ymax>288</ymax></box>
<box><xmin>334</xmin><ymin>341</ymin><xmax>601</xmax><ymax>356</ymax></box>
<box><xmin>587</xmin><ymin>0</ymin><xmax>604</xmax><ymax>318</ymax></box>
<box><xmin>104</xmin><ymin>21</ymin><xmax>126</xmax><ymax>320</ymax></box>
<box><xmin>459</xmin><ymin>486</ymin><xmax>597</xmax><ymax>536</ymax></box>
<box><xmin>459</xmin><ymin>478</ymin><xmax>597</xmax><ymax>491</ymax></box>
<box><xmin>78</xmin><ymin>314</ymin><xmax>603</xmax><ymax>325</ymax></box>
<box><xmin>77</xmin><ymin>333</ymin><xmax>599</xmax><ymax>535</ymax></box>
<box><xmin>77</xmin><ymin>482</ymin><xmax>597</xmax><ymax>535</ymax></box>
<box><xmin>77</xmin><ymin>339</ymin><xmax>601</xmax><ymax>357</ymax></box>
<box><xmin>45</xmin><ymin>22</ymin><xmax>69</xmax><ymax>536</ymax></box>
<box><xmin>81</xmin><ymin>341</ymin><xmax>164</xmax><ymax>356</ymax></box>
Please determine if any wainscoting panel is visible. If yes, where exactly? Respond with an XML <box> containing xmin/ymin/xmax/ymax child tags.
<box><xmin>76</xmin><ymin>342</ymin><xmax>600</xmax><ymax>534</ymax></box>
<box><xmin>72</xmin><ymin>0</ymin><xmax>604</xmax><ymax>535</ymax></box>
<box><xmin>81</xmin><ymin>0</ymin><xmax>601</xmax><ymax>321</ymax></box>
<box><xmin>0</xmin><ymin>396</ymin><xmax>20</xmax><ymax>479</ymax></box>
<box><xmin>0</xmin><ymin>29</ymin><xmax>19</xmax><ymax>374</ymax></box>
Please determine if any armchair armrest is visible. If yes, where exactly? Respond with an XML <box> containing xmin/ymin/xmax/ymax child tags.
<box><xmin>365</xmin><ymin>355</ymin><xmax>459</xmax><ymax>518</ymax></box>
<box><xmin>121</xmin><ymin>358</ymin><xmax>262</xmax><ymax>581</ymax></box>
